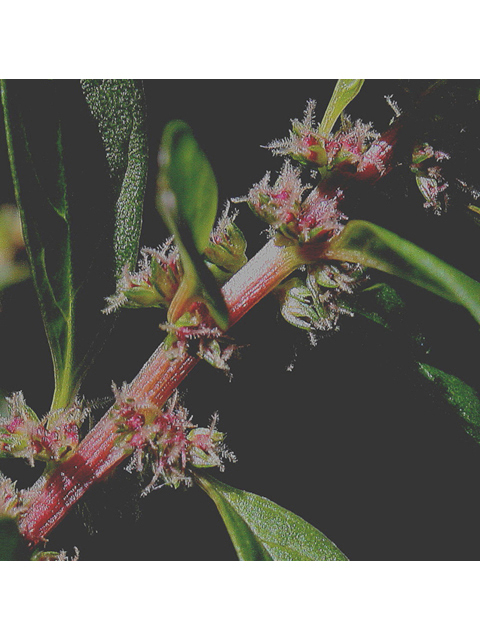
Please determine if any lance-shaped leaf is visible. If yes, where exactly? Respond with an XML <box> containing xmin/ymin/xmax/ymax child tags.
<box><xmin>341</xmin><ymin>281</ymin><xmax>426</xmax><ymax>350</ymax></box>
<box><xmin>319</xmin><ymin>79</ymin><xmax>365</xmax><ymax>136</ymax></box>
<box><xmin>80</xmin><ymin>80</ymin><xmax>148</xmax><ymax>274</ymax></box>
<box><xmin>324</xmin><ymin>220</ymin><xmax>480</xmax><ymax>324</ymax></box>
<box><xmin>342</xmin><ymin>282</ymin><xmax>408</xmax><ymax>330</ymax></box>
<box><xmin>196</xmin><ymin>473</ymin><xmax>348</xmax><ymax>561</ymax></box>
<box><xmin>418</xmin><ymin>363</ymin><xmax>480</xmax><ymax>444</ymax></box>
<box><xmin>338</xmin><ymin>280</ymin><xmax>480</xmax><ymax>444</ymax></box>
<box><xmin>156</xmin><ymin>120</ymin><xmax>229</xmax><ymax>330</ymax></box>
<box><xmin>1</xmin><ymin>81</ymin><xmax>147</xmax><ymax>410</ymax></box>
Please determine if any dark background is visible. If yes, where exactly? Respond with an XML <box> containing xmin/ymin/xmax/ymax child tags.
<box><xmin>2</xmin><ymin>80</ymin><xmax>480</xmax><ymax>560</ymax></box>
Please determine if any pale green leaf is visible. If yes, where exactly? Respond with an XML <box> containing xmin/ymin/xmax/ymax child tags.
<box><xmin>319</xmin><ymin>79</ymin><xmax>365</xmax><ymax>136</ymax></box>
<box><xmin>325</xmin><ymin>220</ymin><xmax>480</xmax><ymax>323</ymax></box>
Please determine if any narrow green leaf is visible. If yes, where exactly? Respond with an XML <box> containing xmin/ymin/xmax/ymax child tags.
<box><xmin>325</xmin><ymin>220</ymin><xmax>480</xmax><ymax>323</ymax></box>
<box><xmin>0</xmin><ymin>517</ymin><xmax>23</xmax><ymax>561</ymax></box>
<box><xmin>339</xmin><ymin>279</ymin><xmax>480</xmax><ymax>444</ymax></box>
<box><xmin>196</xmin><ymin>473</ymin><xmax>348</xmax><ymax>561</ymax></box>
<box><xmin>156</xmin><ymin>120</ymin><xmax>229</xmax><ymax>330</ymax></box>
<box><xmin>319</xmin><ymin>79</ymin><xmax>365</xmax><ymax>136</ymax></box>
<box><xmin>81</xmin><ymin>80</ymin><xmax>148</xmax><ymax>274</ymax></box>
<box><xmin>1</xmin><ymin>80</ymin><xmax>134</xmax><ymax>409</ymax></box>
<box><xmin>418</xmin><ymin>363</ymin><xmax>480</xmax><ymax>443</ymax></box>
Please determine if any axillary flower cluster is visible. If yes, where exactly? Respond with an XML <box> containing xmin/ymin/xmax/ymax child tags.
<box><xmin>0</xmin><ymin>393</ymin><xmax>87</xmax><ymax>524</ymax></box>
<box><xmin>104</xmin><ymin>207</ymin><xmax>247</xmax><ymax>372</ymax></box>
<box><xmin>111</xmin><ymin>386</ymin><xmax>235</xmax><ymax>493</ymax></box>
<box><xmin>266</xmin><ymin>99</ymin><xmax>392</xmax><ymax>182</ymax></box>
<box><xmin>0</xmin><ymin>392</ymin><xmax>85</xmax><ymax>467</ymax></box>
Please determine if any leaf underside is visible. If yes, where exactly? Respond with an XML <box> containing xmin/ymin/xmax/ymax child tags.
<box><xmin>81</xmin><ymin>80</ymin><xmax>148</xmax><ymax>274</ymax></box>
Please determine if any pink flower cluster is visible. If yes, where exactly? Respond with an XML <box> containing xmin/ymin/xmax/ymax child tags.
<box><xmin>103</xmin><ymin>239</ymin><xmax>182</xmax><ymax>314</ymax></box>
<box><xmin>267</xmin><ymin>100</ymin><xmax>393</xmax><ymax>180</ymax></box>
<box><xmin>0</xmin><ymin>472</ymin><xmax>22</xmax><ymax>517</ymax></box>
<box><xmin>112</xmin><ymin>388</ymin><xmax>235</xmax><ymax>492</ymax></box>
<box><xmin>235</xmin><ymin>161</ymin><xmax>345</xmax><ymax>243</ymax></box>
<box><xmin>0</xmin><ymin>392</ymin><xmax>85</xmax><ymax>465</ymax></box>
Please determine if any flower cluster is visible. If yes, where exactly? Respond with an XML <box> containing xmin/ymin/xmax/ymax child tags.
<box><xmin>112</xmin><ymin>387</ymin><xmax>235</xmax><ymax>493</ymax></box>
<box><xmin>266</xmin><ymin>100</ymin><xmax>392</xmax><ymax>179</ymax></box>
<box><xmin>104</xmin><ymin>208</ymin><xmax>247</xmax><ymax>316</ymax></box>
<box><xmin>276</xmin><ymin>261</ymin><xmax>364</xmax><ymax>335</ymax></box>
<box><xmin>0</xmin><ymin>472</ymin><xmax>23</xmax><ymax>518</ymax></box>
<box><xmin>160</xmin><ymin>303</ymin><xmax>237</xmax><ymax>373</ymax></box>
<box><xmin>0</xmin><ymin>392</ymin><xmax>86</xmax><ymax>465</ymax></box>
<box><xmin>235</xmin><ymin>160</ymin><xmax>346</xmax><ymax>243</ymax></box>
<box><xmin>103</xmin><ymin>238</ymin><xmax>182</xmax><ymax>314</ymax></box>
<box><xmin>410</xmin><ymin>142</ymin><xmax>450</xmax><ymax>214</ymax></box>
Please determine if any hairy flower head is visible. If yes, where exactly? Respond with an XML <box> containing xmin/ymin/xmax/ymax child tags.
<box><xmin>267</xmin><ymin>101</ymin><xmax>392</xmax><ymax>179</ymax></box>
<box><xmin>116</xmin><ymin>391</ymin><xmax>235</xmax><ymax>494</ymax></box>
<box><xmin>0</xmin><ymin>393</ymin><xmax>85</xmax><ymax>465</ymax></box>
<box><xmin>235</xmin><ymin>160</ymin><xmax>345</xmax><ymax>243</ymax></box>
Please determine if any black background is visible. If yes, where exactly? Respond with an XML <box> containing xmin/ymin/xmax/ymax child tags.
<box><xmin>2</xmin><ymin>80</ymin><xmax>480</xmax><ymax>560</ymax></box>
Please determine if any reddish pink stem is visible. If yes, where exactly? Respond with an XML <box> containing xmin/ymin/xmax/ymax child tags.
<box><xmin>18</xmin><ymin>238</ymin><xmax>305</xmax><ymax>545</ymax></box>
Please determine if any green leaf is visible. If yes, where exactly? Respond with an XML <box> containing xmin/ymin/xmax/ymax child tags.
<box><xmin>0</xmin><ymin>205</ymin><xmax>30</xmax><ymax>292</ymax></box>
<box><xmin>1</xmin><ymin>80</ymin><xmax>144</xmax><ymax>409</ymax></box>
<box><xmin>339</xmin><ymin>279</ymin><xmax>480</xmax><ymax>444</ymax></box>
<box><xmin>418</xmin><ymin>363</ymin><xmax>480</xmax><ymax>443</ymax></box>
<box><xmin>325</xmin><ymin>220</ymin><xmax>480</xmax><ymax>324</ymax></box>
<box><xmin>342</xmin><ymin>282</ymin><xmax>407</xmax><ymax>331</ymax></box>
<box><xmin>156</xmin><ymin>120</ymin><xmax>229</xmax><ymax>330</ymax></box>
<box><xmin>319</xmin><ymin>79</ymin><xmax>365</xmax><ymax>136</ymax></box>
<box><xmin>196</xmin><ymin>473</ymin><xmax>348</xmax><ymax>561</ymax></box>
<box><xmin>80</xmin><ymin>80</ymin><xmax>148</xmax><ymax>274</ymax></box>
<box><xmin>0</xmin><ymin>517</ymin><xmax>23</xmax><ymax>561</ymax></box>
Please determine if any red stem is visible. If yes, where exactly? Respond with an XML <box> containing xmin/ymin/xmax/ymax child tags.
<box><xmin>18</xmin><ymin>238</ymin><xmax>305</xmax><ymax>545</ymax></box>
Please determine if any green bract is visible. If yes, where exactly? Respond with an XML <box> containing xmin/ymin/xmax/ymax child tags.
<box><xmin>156</xmin><ymin>120</ymin><xmax>229</xmax><ymax>330</ymax></box>
<box><xmin>319</xmin><ymin>79</ymin><xmax>365</xmax><ymax>136</ymax></box>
